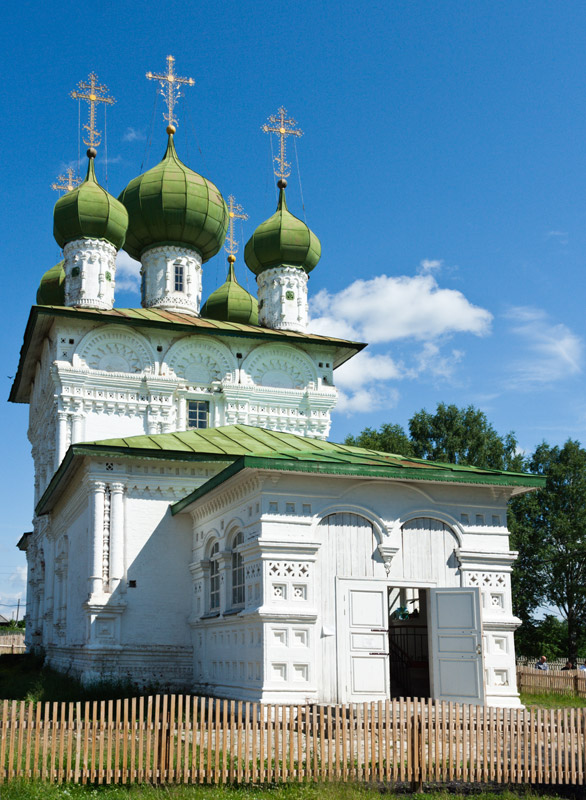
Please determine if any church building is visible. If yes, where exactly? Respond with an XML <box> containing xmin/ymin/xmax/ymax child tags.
<box><xmin>11</xmin><ymin>71</ymin><xmax>543</xmax><ymax>708</ymax></box>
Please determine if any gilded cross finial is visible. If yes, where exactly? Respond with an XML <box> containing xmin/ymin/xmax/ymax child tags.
<box><xmin>146</xmin><ymin>55</ymin><xmax>195</xmax><ymax>130</ymax></box>
<box><xmin>51</xmin><ymin>167</ymin><xmax>82</xmax><ymax>194</ymax></box>
<box><xmin>224</xmin><ymin>195</ymin><xmax>248</xmax><ymax>259</ymax></box>
<box><xmin>262</xmin><ymin>106</ymin><xmax>303</xmax><ymax>180</ymax></box>
<box><xmin>70</xmin><ymin>73</ymin><xmax>115</xmax><ymax>150</ymax></box>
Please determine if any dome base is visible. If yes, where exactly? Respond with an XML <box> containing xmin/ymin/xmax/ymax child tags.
<box><xmin>64</xmin><ymin>238</ymin><xmax>117</xmax><ymax>310</ymax></box>
<box><xmin>257</xmin><ymin>266</ymin><xmax>308</xmax><ymax>332</ymax></box>
<box><xmin>141</xmin><ymin>245</ymin><xmax>202</xmax><ymax>316</ymax></box>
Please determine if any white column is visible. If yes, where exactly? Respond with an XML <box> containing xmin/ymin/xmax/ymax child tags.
<box><xmin>44</xmin><ymin>538</ymin><xmax>55</xmax><ymax>619</ymax></box>
<box><xmin>109</xmin><ymin>482</ymin><xmax>125</xmax><ymax>593</ymax></box>
<box><xmin>89</xmin><ymin>481</ymin><xmax>105</xmax><ymax>596</ymax></box>
<box><xmin>71</xmin><ymin>413</ymin><xmax>84</xmax><ymax>444</ymax></box>
<box><xmin>56</xmin><ymin>412</ymin><xmax>69</xmax><ymax>468</ymax></box>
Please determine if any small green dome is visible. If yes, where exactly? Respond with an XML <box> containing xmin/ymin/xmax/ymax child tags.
<box><xmin>201</xmin><ymin>260</ymin><xmax>259</xmax><ymax>325</ymax></box>
<box><xmin>53</xmin><ymin>158</ymin><xmax>128</xmax><ymax>251</ymax></box>
<box><xmin>37</xmin><ymin>261</ymin><xmax>65</xmax><ymax>305</ymax></box>
<box><xmin>119</xmin><ymin>134</ymin><xmax>229</xmax><ymax>262</ymax></box>
<box><xmin>244</xmin><ymin>184</ymin><xmax>321</xmax><ymax>276</ymax></box>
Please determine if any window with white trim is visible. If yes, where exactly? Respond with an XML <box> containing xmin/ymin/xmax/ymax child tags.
<box><xmin>187</xmin><ymin>400</ymin><xmax>209</xmax><ymax>429</ymax></box>
<box><xmin>209</xmin><ymin>542</ymin><xmax>220</xmax><ymax>611</ymax></box>
<box><xmin>174</xmin><ymin>263</ymin><xmax>184</xmax><ymax>292</ymax></box>
<box><xmin>231</xmin><ymin>532</ymin><xmax>245</xmax><ymax>607</ymax></box>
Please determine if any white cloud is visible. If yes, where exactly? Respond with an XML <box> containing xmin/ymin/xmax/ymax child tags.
<box><xmin>335</xmin><ymin>351</ymin><xmax>404</xmax><ymax>389</ymax></box>
<box><xmin>417</xmin><ymin>258</ymin><xmax>443</xmax><ymax>274</ymax></box>
<box><xmin>116</xmin><ymin>251</ymin><xmax>141</xmax><ymax>294</ymax></box>
<box><xmin>336</xmin><ymin>386</ymin><xmax>400</xmax><ymax>415</ymax></box>
<box><xmin>310</xmin><ymin>273</ymin><xmax>492</xmax><ymax>344</ymax></box>
<box><xmin>123</xmin><ymin>127</ymin><xmax>146</xmax><ymax>142</ymax></box>
<box><xmin>0</xmin><ymin>567</ymin><xmax>27</xmax><ymax>618</ymax></box>
<box><xmin>506</xmin><ymin>306</ymin><xmax>583</xmax><ymax>386</ymax></box>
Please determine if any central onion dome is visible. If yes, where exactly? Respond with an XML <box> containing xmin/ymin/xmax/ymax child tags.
<box><xmin>53</xmin><ymin>157</ymin><xmax>128</xmax><ymax>250</ymax></box>
<box><xmin>244</xmin><ymin>180</ymin><xmax>321</xmax><ymax>276</ymax></box>
<box><xmin>201</xmin><ymin>256</ymin><xmax>258</xmax><ymax>324</ymax></box>
<box><xmin>37</xmin><ymin>261</ymin><xmax>65</xmax><ymax>305</ymax></box>
<box><xmin>118</xmin><ymin>131</ymin><xmax>229</xmax><ymax>262</ymax></box>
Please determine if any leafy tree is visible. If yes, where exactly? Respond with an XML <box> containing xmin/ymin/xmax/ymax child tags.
<box><xmin>514</xmin><ymin>615</ymin><xmax>570</xmax><ymax>660</ymax></box>
<box><xmin>409</xmin><ymin>403</ymin><xmax>523</xmax><ymax>471</ymax></box>
<box><xmin>344</xmin><ymin>422</ymin><xmax>414</xmax><ymax>456</ymax></box>
<box><xmin>509</xmin><ymin>440</ymin><xmax>586</xmax><ymax>663</ymax></box>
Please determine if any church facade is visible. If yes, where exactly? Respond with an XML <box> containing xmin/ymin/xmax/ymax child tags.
<box><xmin>12</xmin><ymin>101</ymin><xmax>543</xmax><ymax>708</ymax></box>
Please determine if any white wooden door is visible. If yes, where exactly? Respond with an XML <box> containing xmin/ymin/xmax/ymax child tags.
<box><xmin>428</xmin><ymin>587</ymin><xmax>484</xmax><ymax>704</ymax></box>
<box><xmin>337</xmin><ymin>580</ymin><xmax>389</xmax><ymax>702</ymax></box>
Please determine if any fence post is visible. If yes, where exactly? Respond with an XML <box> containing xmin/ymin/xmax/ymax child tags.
<box><xmin>410</xmin><ymin>708</ymin><xmax>424</xmax><ymax>793</ymax></box>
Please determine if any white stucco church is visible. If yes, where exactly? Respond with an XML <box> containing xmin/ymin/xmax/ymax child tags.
<box><xmin>11</xmin><ymin>90</ymin><xmax>543</xmax><ymax>708</ymax></box>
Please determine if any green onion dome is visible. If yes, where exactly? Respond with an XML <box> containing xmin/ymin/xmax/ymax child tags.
<box><xmin>201</xmin><ymin>257</ymin><xmax>259</xmax><ymax>325</ymax></box>
<box><xmin>244</xmin><ymin>180</ymin><xmax>321</xmax><ymax>276</ymax></box>
<box><xmin>118</xmin><ymin>131</ymin><xmax>229</xmax><ymax>262</ymax></box>
<box><xmin>36</xmin><ymin>261</ymin><xmax>65</xmax><ymax>305</ymax></box>
<box><xmin>53</xmin><ymin>155</ymin><xmax>128</xmax><ymax>251</ymax></box>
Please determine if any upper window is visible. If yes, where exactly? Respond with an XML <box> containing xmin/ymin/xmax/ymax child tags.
<box><xmin>187</xmin><ymin>400</ymin><xmax>209</xmax><ymax>429</ymax></box>
<box><xmin>209</xmin><ymin>542</ymin><xmax>220</xmax><ymax>611</ymax></box>
<box><xmin>174</xmin><ymin>263</ymin><xmax>184</xmax><ymax>292</ymax></box>
<box><xmin>231</xmin><ymin>532</ymin><xmax>245</xmax><ymax>607</ymax></box>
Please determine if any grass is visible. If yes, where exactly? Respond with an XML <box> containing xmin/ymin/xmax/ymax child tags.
<box><xmin>520</xmin><ymin>691</ymin><xmax>586</xmax><ymax>708</ymax></box>
<box><xmin>0</xmin><ymin>654</ymin><xmax>160</xmax><ymax>703</ymax></box>
<box><xmin>0</xmin><ymin>785</ymin><xmax>578</xmax><ymax>800</ymax></box>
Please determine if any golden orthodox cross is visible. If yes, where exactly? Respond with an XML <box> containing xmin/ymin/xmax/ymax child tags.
<box><xmin>51</xmin><ymin>167</ymin><xmax>82</xmax><ymax>194</ymax></box>
<box><xmin>262</xmin><ymin>107</ymin><xmax>303</xmax><ymax>180</ymax></box>
<box><xmin>146</xmin><ymin>55</ymin><xmax>195</xmax><ymax>129</ymax></box>
<box><xmin>224</xmin><ymin>195</ymin><xmax>248</xmax><ymax>259</ymax></box>
<box><xmin>70</xmin><ymin>73</ymin><xmax>115</xmax><ymax>150</ymax></box>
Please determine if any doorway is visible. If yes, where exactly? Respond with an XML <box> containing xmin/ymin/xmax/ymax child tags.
<box><xmin>336</xmin><ymin>579</ymin><xmax>485</xmax><ymax>704</ymax></box>
<box><xmin>388</xmin><ymin>587</ymin><xmax>430</xmax><ymax>698</ymax></box>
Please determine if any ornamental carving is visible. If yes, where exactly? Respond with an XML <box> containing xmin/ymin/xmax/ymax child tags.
<box><xmin>74</xmin><ymin>327</ymin><xmax>155</xmax><ymax>374</ymax></box>
<box><xmin>241</xmin><ymin>344</ymin><xmax>316</xmax><ymax>390</ymax></box>
<box><xmin>164</xmin><ymin>337</ymin><xmax>235</xmax><ymax>384</ymax></box>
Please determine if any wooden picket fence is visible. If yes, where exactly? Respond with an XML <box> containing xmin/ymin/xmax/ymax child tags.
<box><xmin>2</xmin><ymin>695</ymin><xmax>586</xmax><ymax>786</ymax></box>
<box><xmin>517</xmin><ymin>666</ymin><xmax>586</xmax><ymax>697</ymax></box>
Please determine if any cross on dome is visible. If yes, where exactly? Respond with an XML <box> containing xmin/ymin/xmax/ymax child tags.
<box><xmin>51</xmin><ymin>167</ymin><xmax>82</xmax><ymax>194</ymax></box>
<box><xmin>70</xmin><ymin>73</ymin><xmax>115</xmax><ymax>151</ymax></box>
<box><xmin>224</xmin><ymin>195</ymin><xmax>248</xmax><ymax>260</ymax></box>
<box><xmin>262</xmin><ymin>106</ymin><xmax>303</xmax><ymax>180</ymax></box>
<box><xmin>146</xmin><ymin>55</ymin><xmax>195</xmax><ymax>130</ymax></box>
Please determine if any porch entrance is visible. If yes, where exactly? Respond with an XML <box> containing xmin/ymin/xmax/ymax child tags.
<box><xmin>336</xmin><ymin>580</ymin><xmax>484</xmax><ymax>704</ymax></box>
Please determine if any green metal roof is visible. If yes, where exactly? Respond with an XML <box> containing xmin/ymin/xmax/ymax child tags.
<box><xmin>53</xmin><ymin>157</ymin><xmax>128</xmax><ymax>251</ymax></box>
<box><xmin>36</xmin><ymin>261</ymin><xmax>65</xmax><ymax>305</ymax></box>
<box><xmin>119</xmin><ymin>133</ymin><xmax>229</xmax><ymax>262</ymax></box>
<box><xmin>200</xmin><ymin>261</ymin><xmax>259</xmax><ymax>325</ymax></box>
<box><xmin>35</xmin><ymin>424</ymin><xmax>545</xmax><ymax>516</ymax></box>
<box><xmin>10</xmin><ymin>306</ymin><xmax>364</xmax><ymax>404</ymax></box>
<box><xmin>244</xmin><ymin>186</ymin><xmax>321</xmax><ymax>276</ymax></box>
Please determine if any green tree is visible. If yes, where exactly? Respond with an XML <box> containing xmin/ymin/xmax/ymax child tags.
<box><xmin>409</xmin><ymin>403</ymin><xmax>523</xmax><ymax>470</ymax></box>
<box><xmin>509</xmin><ymin>440</ymin><xmax>586</xmax><ymax>663</ymax></box>
<box><xmin>344</xmin><ymin>422</ymin><xmax>414</xmax><ymax>455</ymax></box>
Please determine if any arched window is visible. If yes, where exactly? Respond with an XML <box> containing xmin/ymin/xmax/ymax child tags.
<box><xmin>209</xmin><ymin>542</ymin><xmax>220</xmax><ymax>611</ymax></box>
<box><xmin>231</xmin><ymin>532</ymin><xmax>244</xmax><ymax>607</ymax></box>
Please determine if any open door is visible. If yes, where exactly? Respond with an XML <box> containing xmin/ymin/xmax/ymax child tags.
<box><xmin>428</xmin><ymin>587</ymin><xmax>484</xmax><ymax>704</ymax></box>
<box><xmin>337</xmin><ymin>580</ymin><xmax>389</xmax><ymax>702</ymax></box>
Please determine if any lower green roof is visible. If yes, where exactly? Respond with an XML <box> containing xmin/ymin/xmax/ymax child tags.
<box><xmin>36</xmin><ymin>424</ymin><xmax>545</xmax><ymax>516</ymax></box>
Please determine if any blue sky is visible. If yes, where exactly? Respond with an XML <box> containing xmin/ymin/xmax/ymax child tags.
<box><xmin>2</xmin><ymin>1</ymin><xmax>586</xmax><ymax>611</ymax></box>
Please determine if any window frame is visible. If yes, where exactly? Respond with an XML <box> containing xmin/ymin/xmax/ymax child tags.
<box><xmin>174</xmin><ymin>263</ymin><xmax>185</xmax><ymax>292</ymax></box>
<box><xmin>231</xmin><ymin>532</ymin><xmax>245</xmax><ymax>608</ymax></box>
<box><xmin>209</xmin><ymin>541</ymin><xmax>220</xmax><ymax>612</ymax></box>
<box><xmin>187</xmin><ymin>399</ymin><xmax>210</xmax><ymax>430</ymax></box>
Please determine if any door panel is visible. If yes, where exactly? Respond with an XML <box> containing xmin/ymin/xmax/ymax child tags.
<box><xmin>428</xmin><ymin>587</ymin><xmax>484</xmax><ymax>703</ymax></box>
<box><xmin>337</xmin><ymin>580</ymin><xmax>389</xmax><ymax>702</ymax></box>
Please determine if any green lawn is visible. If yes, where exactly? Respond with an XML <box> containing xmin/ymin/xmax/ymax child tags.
<box><xmin>520</xmin><ymin>691</ymin><xmax>586</xmax><ymax>708</ymax></box>
<box><xmin>0</xmin><ymin>784</ymin><xmax>574</xmax><ymax>800</ymax></box>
